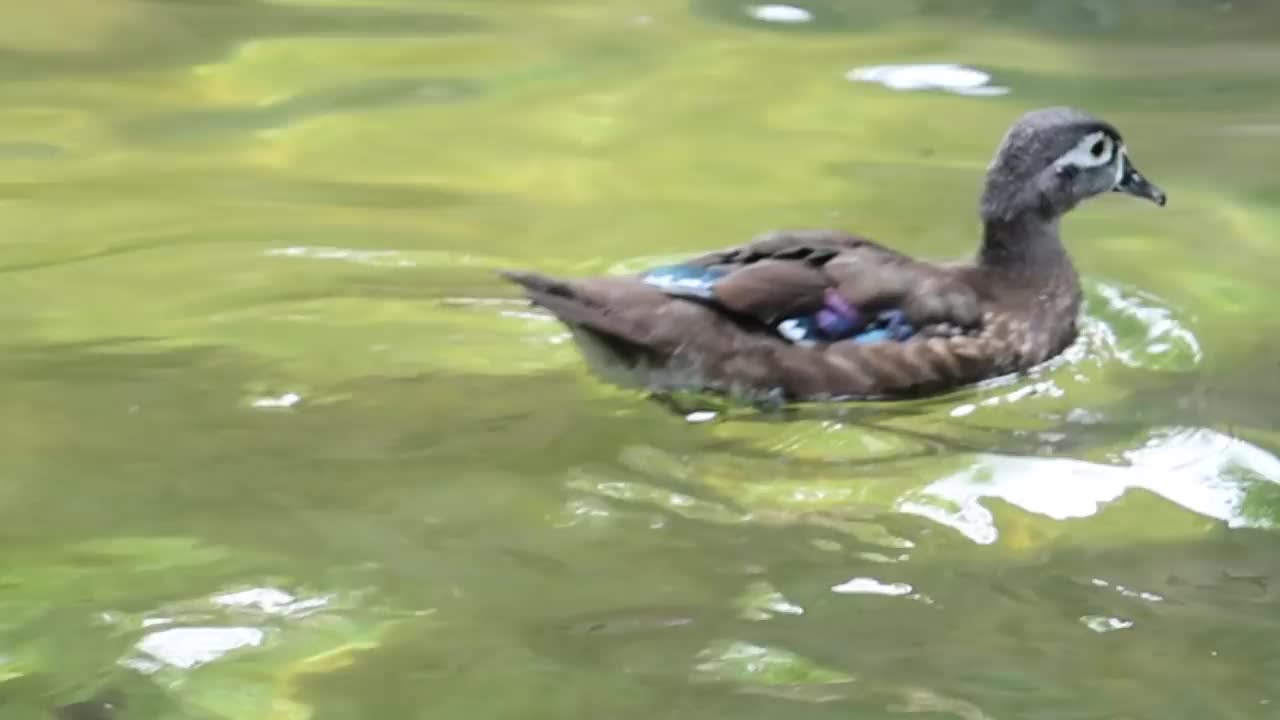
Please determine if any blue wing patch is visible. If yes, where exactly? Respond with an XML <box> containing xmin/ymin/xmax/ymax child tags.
<box><xmin>642</xmin><ymin>264</ymin><xmax>727</xmax><ymax>300</ymax></box>
<box><xmin>642</xmin><ymin>264</ymin><xmax>917</xmax><ymax>345</ymax></box>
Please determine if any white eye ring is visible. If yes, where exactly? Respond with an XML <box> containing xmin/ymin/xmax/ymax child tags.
<box><xmin>1055</xmin><ymin>130</ymin><xmax>1116</xmax><ymax>170</ymax></box>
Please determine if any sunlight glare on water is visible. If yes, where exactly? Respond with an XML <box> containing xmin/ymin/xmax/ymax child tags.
<box><xmin>903</xmin><ymin>428</ymin><xmax>1280</xmax><ymax>545</ymax></box>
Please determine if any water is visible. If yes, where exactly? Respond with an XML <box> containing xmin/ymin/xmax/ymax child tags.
<box><xmin>2</xmin><ymin>0</ymin><xmax>1279</xmax><ymax>717</ymax></box>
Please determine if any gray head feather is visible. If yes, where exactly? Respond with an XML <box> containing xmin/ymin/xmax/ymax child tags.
<box><xmin>980</xmin><ymin>107</ymin><xmax>1122</xmax><ymax>222</ymax></box>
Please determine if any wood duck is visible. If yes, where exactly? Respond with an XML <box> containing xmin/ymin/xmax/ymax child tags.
<box><xmin>501</xmin><ymin>107</ymin><xmax>1167</xmax><ymax>402</ymax></box>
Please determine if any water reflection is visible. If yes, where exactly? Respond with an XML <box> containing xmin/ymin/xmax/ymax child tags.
<box><xmin>213</xmin><ymin>587</ymin><xmax>330</xmax><ymax>616</ymax></box>
<box><xmin>53</xmin><ymin>688</ymin><xmax>125</xmax><ymax>720</ymax></box>
<box><xmin>692</xmin><ymin>640</ymin><xmax>854</xmax><ymax>702</ymax></box>
<box><xmin>847</xmin><ymin>64</ymin><xmax>1010</xmax><ymax>97</ymax></box>
<box><xmin>736</xmin><ymin>580</ymin><xmax>805</xmax><ymax>620</ymax></box>
<box><xmin>130</xmin><ymin>626</ymin><xmax>265</xmax><ymax>671</ymax></box>
<box><xmin>1079</xmin><ymin>614</ymin><xmax>1135</xmax><ymax>633</ymax></box>
<box><xmin>265</xmin><ymin>246</ymin><xmax>415</xmax><ymax>268</ymax></box>
<box><xmin>692</xmin><ymin>0</ymin><xmax>1280</xmax><ymax>37</ymax></box>
<box><xmin>122</xmin><ymin>76</ymin><xmax>482</xmax><ymax>142</ymax></box>
<box><xmin>830</xmin><ymin>577</ymin><xmax>912</xmax><ymax>596</ymax></box>
<box><xmin>0</xmin><ymin>0</ymin><xmax>485</xmax><ymax>73</ymax></box>
<box><xmin>902</xmin><ymin>427</ymin><xmax>1280</xmax><ymax>544</ymax></box>
<box><xmin>250</xmin><ymin>391</ymin><xmax>302</xmax><ymax>409</ymax></box>
<box><xmin>746</xmin><ymin>5</ymin><xmax>815</xmax><ymax>24</ymax></box>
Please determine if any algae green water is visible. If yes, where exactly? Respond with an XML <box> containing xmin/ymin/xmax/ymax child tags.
<box><xmin>2</xmin><ymin>1</ymin><xmax>1280</xmax><ymax>718</ymax></box>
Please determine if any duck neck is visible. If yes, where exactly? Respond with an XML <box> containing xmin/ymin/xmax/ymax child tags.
<box><xmin>979</xmin><ymin>211</ymin><xmax>1067</xmax><ymax>270</ymax></box>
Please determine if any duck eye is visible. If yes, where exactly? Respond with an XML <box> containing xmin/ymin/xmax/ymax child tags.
<box><xmin>1090</xmin><ymin>139</ymin><xmax>1107</xmax><ymax>157</ymax></box>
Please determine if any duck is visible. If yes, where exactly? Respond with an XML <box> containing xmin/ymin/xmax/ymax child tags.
<box><xmin>500</xmin><ymin>107</ymin><xmax>1167</xmax><ymax>403</ymax></box>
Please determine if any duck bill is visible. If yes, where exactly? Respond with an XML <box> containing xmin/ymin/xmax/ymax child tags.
<box><xmin>1112</xmin><ymin>155</ymin><xmax>1167</xmax><ymax>206</ymax></box>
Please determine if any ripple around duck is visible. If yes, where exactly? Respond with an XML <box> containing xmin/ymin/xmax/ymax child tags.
<box><xmin>959</xmin><ymin>278</ymin><xmax>1203</xmax><ymax>400</ymax></box>
<box><xmin>1077</xmin><ymin>279</ymin><xmax>1203</xmax><ymax>371</ymax></box>
<box><xmin>564</xmin><ymin>276</ymin><xmax>1280</xmax><ymax>552</ymax></box>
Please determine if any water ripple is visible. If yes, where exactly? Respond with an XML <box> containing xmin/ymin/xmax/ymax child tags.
<box><xmin>130</xmin><ymin>626</ymin><xmax>266</xmax><ymax>672</ymax></box>
<box><xmin>899</xmin><ymin>427</ymin><xmax>1280</xmax><ymax>544</ymax></box>
<box><xmin>945</xmin><ymin>279</ymin><xmax>1202</xmax><ymax>421</ymax></box>
<box><xmin>847</xmin><ymin>64</ymin><xmax>1010</xmax><ymax>96</ymax></box>
<box><xmin>1088</xmin><ymin>280</ymin><xmax>1202</xmax><ymax>369</ymax></box>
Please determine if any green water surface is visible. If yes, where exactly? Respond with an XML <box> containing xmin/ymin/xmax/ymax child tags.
<box><xmin>2</xmin><ymin>0</ymin><xmax>1280</xmax><ymax>718</ymax></box>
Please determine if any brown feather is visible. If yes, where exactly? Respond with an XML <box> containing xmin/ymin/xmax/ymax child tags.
<box><xmin>709</xmin><ymin>259</ymin><xmax>829</xmax><ymax>323</ymax></box>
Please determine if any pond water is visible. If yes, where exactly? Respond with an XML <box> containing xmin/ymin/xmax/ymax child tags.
<box><xmin>2</xmin><ymin>0</ymin><xmax>1280</xmax><ymax>718</ymax></box>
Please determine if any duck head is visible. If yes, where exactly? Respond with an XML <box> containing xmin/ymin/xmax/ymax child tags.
<box><xmin>979</xmin><ymin>106</ymin><xmax>1166</xmax><ymax>223</ymax></box>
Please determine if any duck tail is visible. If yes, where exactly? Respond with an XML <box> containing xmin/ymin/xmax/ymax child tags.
<box><xmin>499</xmin><ymin>270</ymin><xmax>610</xmax><ymax>327</ymax></box>
<box><xmin>498</xmin><ymin>269</ymin><xmax>661</xmax><ymax>366</ymax></box>
<box><xmin>497</xmin><ymin>270</ymin><xmax>575</xmax><ymax>301</ymax></box>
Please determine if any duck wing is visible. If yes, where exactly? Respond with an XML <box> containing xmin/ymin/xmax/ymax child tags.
<box><xmin>643</xmin><ymin>229</ymin><xmax>983</xmax><ymax>335</ymax></box>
